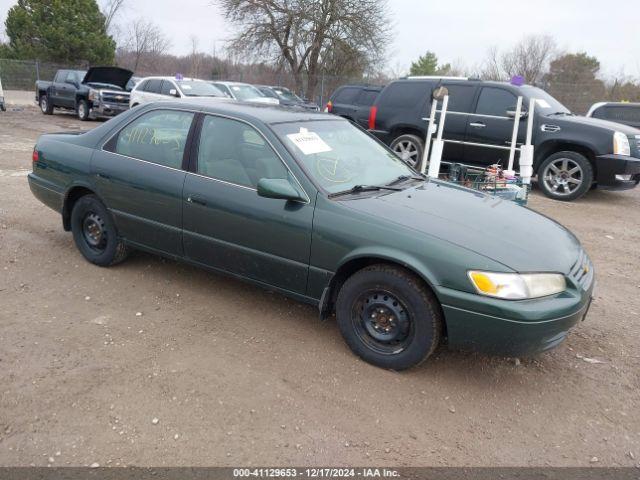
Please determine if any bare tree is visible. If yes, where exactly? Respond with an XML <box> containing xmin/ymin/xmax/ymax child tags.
<box><xmin>214</xmin><ymin>0</ymin><xmax>391</xmax><ymax>98</ymax></box>
<box><xmin>121</xmin><ymin>19</ymin><xmax>172</xmax><ymax>72</ymax></box>
<box><xmin>189</xmin><ymin>35</ymin><xmax>203</xmax><ymax>78</ymax></box>
<box><xmin>101</xmin><ymin>0</ymin><xmax>126</xmax><ymax>35</ymax></box>
<box><xmin>482</xmin><ymin>35</ymin><xmax>557</xmax><ymax>84</ymax></box>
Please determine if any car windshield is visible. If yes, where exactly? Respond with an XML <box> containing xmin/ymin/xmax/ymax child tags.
<box><xmin>177</xmin><ymin>81</ymin><xmax>224</xmax><ymax>97</ymax></box>
<box><xmin>520</xmin><ymin>86</ymin><xmax>571</xmax><ymax>115</ymax></box>
<box><xmin>274</xmin><ymin>88</ymin><xmax>302</xmax><ymax>102</ymax></box>
<box><xmin>228</xmin><ymin>84</ymin><xmax>265</xmax><ymax>101</ymax></box>
<box><xmin>273</xmin><ymin>120</ymin><xmax>416</xmax><ymax>195</ymax></box>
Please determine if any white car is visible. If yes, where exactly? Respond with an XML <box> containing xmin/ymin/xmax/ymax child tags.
<box><xmin>129</xmin><ymin>76</ymin><xmax>226</xmax><ymax>108</ymax></box>
<box><xmin>211</xmin><ymin>81</ymin><xmax>279</xmax><ymax>105</ymax></box>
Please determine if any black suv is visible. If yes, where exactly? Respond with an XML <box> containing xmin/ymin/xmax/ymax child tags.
<box><xmin>326</xmin><ymin>84</ymin><xmax>383</xmax><ymax>123</ymax></box>
<box><xmin>349</xmin><ymin>77</ymin><xmax>640</xmax><ymax>201</ymax></box>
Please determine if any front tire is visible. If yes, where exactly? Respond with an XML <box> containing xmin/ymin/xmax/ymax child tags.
<box><xmin>70</xmin><ymin>195</ymin><xmax>129</xmax><ymax>266</ymax></box>
<box><xmin>538</xmin><ymin>151</ymin><xmax>593</xmax><ymax>201</ymax></box>
<box><xmin>336</xmin><ymin>264</ymin><xmax>442</xmax><ymax>370</ymax></box>
<box><xmin>77</xmin><ymin>99</ymin><xmax>90</xmax><ymax>121</ymax></box>
<box><xmin>390</xmin><ymin>134</ymin><xmax>424</xmax><ymax>169</ymax></box>
<box><xmin>40</xmin><ymin>94</ymin><xmax>53</xmax><ymax>115</ymax></box>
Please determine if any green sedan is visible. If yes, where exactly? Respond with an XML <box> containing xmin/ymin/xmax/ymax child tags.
<box><xmin>28</xmin><ymin>99</ymin><xmax>595</xmax><ymax>370</ymax></box>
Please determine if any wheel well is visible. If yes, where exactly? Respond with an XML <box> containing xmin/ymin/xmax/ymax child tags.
<box><xmin>390</xmin><ymin>127</ymin><xmax>425</xmax><ymax>144</ymax></box>
<box><xmin>535</xmin><ymin>142</ymin><xmax>597</xmax><ymax>177</ymax></box>
<box><xmin>322</xmin><ymin>257</ymin><xmax>447</xmax><ymax>338</ymax></box>
<box><xmin>62</xmin><ymin>186</ymin><xmax>95</xmax><ymax>231</ymax></box>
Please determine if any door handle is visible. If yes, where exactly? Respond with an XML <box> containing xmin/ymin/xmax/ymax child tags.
<box><xmin>187</xmin><ymin>195</ymin><xmax>207</xmax><ymax>206</ymax></box>
<box><xmin>470</xmin><ymin>122</ymin><xmax>486</xmax><ymax>128</ymax></box>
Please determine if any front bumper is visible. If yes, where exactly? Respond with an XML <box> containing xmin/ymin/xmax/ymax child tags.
<box><xmin>595</xmin><ymin>154</ymin><xmax>640</xmax><ymax>190</ymax></box>
<box><xmin>437</xmin><ymin>272</ymin><xmax>594</xmax><ymax>357</ymax></box>
<box><xmin>90</xmin><ymin>101</ymin><xmax>129</xmax><ymax>118</ymax></box>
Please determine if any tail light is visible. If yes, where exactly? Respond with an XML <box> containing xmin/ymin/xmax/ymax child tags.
<box><xmin>368</xmin><ymin>106</ymin><xmax>377</xmax><ymax>130</ymax></box>
<box><xmin>324</xmin><ymin>101</ymin><xmax>333</xmax><ymax>113</ymax></box>
<box><xmin>32</xmin><ymin>148</ymin><xmax>39</xmax><ymax>165</ymax></box>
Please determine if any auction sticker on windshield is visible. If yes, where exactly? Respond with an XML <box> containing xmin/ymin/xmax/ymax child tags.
<box><xmin>286</xmin><ymin>131</ymin><xmax>332</xmax><ymax>155</ymax></box>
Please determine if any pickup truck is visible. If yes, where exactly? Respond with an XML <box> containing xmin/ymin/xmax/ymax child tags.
<box><xmin>336</xmin><ymin>77</ymin><xmax>640</xmax><ymax>201</ymax></box>
<box><xmin>36</xmin><ymin>67</ymin><xmax>133</xmax><ymax>121</ymax></box>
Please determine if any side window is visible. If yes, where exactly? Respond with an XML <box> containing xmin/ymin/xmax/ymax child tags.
<box><xmin>55</xmin><ymin>71</ymin><xmax>66</xmax><ymax>83</ymax></box>
<box><xmin>354</xmin><ymin>90</ymin><xmax>379</xmax><ymax>106</ymax></box>
<box><xmin>378</xmin><ymin>82</ymin><xmax>431</xmax><ymax>109</ymax></box>
<box><xmin>65</xmin><ymin>71</ymin><xmax>77</xmax><ymax>84</ymax></box>
<box><xmin>443</xmin><ymin>84</ymin><xmax>477</xmax><ymax>113</ymax></box>
<box><xmin>333</xmin><ymin>87</ymin><xmax>361</xmax><ymax>104</ymax></box>
<box><xmin>197</xmin><ymin>115</ymin><xmax>288</xmax><ymax>188</ymax></box>
<box><xmin>475</xmin><ymin>87</ymin><xmax>517</xmax><ymax>117</ymax></box>
<box><xmin>214</xmin><ymin>84</ymin><xmax>231</xmax><ymax>97</ymax></box>
<box><xmin>145</xmin><ymin>79</ymin><xmax>162</xmax><ymax>93</ymax></box>
<box><xmin>261</xmin><ymin>88</ymin><xmax>278</xmax><ymax>99</ymax></box>
<box><xmin>108</xmin><ymin>110</ymin><xmax>194</xmax><ymax>169</ymax></box>
<box><xmin>160</xmin><ymin>80</ymin><xmax>175</xmax><ymax>96</ymax></box>
<box><xmin>604</xmin><ymin>106</ymin><xmax>640</xmax><ymax>124</ymax></box>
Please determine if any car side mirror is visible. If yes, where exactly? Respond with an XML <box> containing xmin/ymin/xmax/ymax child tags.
<box><xmin>257</xmin><ymin>178</ymin><xmax>305</xmax><ymax>202</ymax></box>
<box><xmin>507</xmin><ymin>108</ymin><xmax>528</xmax><ymax>119</ymax></box>
<box><xmin>169</xmin><ymin>89</ymin><xmax>180</xmax><ymax>97</ymax></box>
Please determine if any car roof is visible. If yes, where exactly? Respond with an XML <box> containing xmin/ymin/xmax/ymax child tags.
<box><xmin>140</xmin><ymin>76</ymin><xmax>206</xmax><ymax>82</ymax></box>
<box><xmin>151</xmin><ymin>98</ymin><xmax>335</xmax><ymax>125</ymax></box>
<box><xmin>213</xmin><ymin>81</ymin><xmax>255</xmax><ymax>87</ymax></box>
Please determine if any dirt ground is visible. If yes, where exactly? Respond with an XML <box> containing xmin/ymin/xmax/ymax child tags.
<box><xmin>0</xmin><ymin>107</ymin><xmax>638</xmax><ymax>468</ymax></box>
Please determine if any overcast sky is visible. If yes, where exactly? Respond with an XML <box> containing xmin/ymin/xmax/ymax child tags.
<box><xmin>1</xmin><ymin>0</ymin><xmax>638</xmax><ymax>78</ymax></box>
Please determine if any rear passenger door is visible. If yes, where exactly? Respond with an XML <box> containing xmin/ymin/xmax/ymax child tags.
<box><xmin>465</xmin><ymin>86</ymin><xmax>525</xmax><ymax>167</ymax></box>
<box><xmin>182</xmin><ymin>114</ymin><xmax>315</xmax><ymax>294</ymax></box>
<box><xmin>94</xmin><ymin>108</ymin><xmax>196</xmax><ymax>255</ymax></box>
<box><xmin>440</xmin><ymin>83</ymin><xmax>477</xmax><ymax>163</ymax></box>
<box><xmin>142</xmin><ymin>79</ymin><xmax>164</xmax><ymax>104</ymax></box>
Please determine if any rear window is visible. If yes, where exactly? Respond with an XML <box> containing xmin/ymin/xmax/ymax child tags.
<box><xmin>354</xmin><ymin>90</ymin><xmax>380</xmax><ymax>106</ymax></box>
<box><xmin>593</xmin><ymin>105</ymin><xmax>640</xmax><ymax>124</ymax></box>
<box><xmin>378</xmin><ymin>82</ymin><xmax>431</xmax><ymax>109</ymax></box>
<box><xmin>333</xmin><ymin>87</ymin><xmax>361</xmax><ymax>104</ymax></box>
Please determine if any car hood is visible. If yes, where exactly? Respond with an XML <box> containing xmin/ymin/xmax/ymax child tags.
<box><xmin>341</xmin><ymin>180</ymin><xmax>582</xmax><ymax>273</ymax></box>
<box><xmin>551</xmin><ymin>114</ymin><xmax>640</xmax><ymax>135</ymax></box>
<box><xmin>82</xmin><ymin>67</ymin><xmax>134</xmax><ymax>90</ymax></box>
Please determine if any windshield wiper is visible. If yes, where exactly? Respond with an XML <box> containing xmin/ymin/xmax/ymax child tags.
<box><xmin>386</xmin><ymin>174</ymin><xmax>426</xmax><ymax>186</ymax></box>
<box><xmin>549</xmin><ymin>111</ymin><xmax>574</xmax><ymax>116</ymax></box>
<box><xmin>328</xmin><ymin>184</ymin><xmax>403</xmax><ymax>198</ymax></box>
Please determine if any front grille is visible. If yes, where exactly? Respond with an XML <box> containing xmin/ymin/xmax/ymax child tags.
<box><xmin>101</xmin><ymin>92</ymin><xmax>130</xmax><ymax>105</ymax></box>
<box><xmin>569</xmin><ymin>249</ymin><xmax>594</xmax><ymax>291</ymax></box>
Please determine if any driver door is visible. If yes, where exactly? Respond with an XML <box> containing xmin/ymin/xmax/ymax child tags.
<box><xmin>182</xmin><ymin>114</ymin><xmax>316</xmax><ymax>294</ymax></box>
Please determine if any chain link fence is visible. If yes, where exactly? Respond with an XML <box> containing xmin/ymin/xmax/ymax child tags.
<box><xmin>1</xmin><ymin>57</ymin><xmax>636</xmax><ymax>114</ymax></box>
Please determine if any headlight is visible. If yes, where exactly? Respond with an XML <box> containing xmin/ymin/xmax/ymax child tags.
<box><xmin>613</xmin><ymin>131</ymin><xmax>630</xmax><ymax>156</ymax></box>
<box><xmin>468</xmin><ymin>271</ymin><xmax>566</xmax><ymax>300</ymax></box>
<box><xmin>88</xmin><ymin>89</ymin><xmax>100</xmax><ymax>102</ymax></box>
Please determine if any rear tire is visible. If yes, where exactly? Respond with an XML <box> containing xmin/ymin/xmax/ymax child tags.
<box><xmin>390</xmin><ymin>134</ymin><xmax>424</xmax><ymax>169</ymax></box>
<box><xmin>40</xmin><ymin>94</ymin><xmax>53</xmax><ymax>115</ymax></box>
<box><xmin>538</xmin><ymin>151</ymin><xmax>593</xmax><ymax>201</ymax></box>
<box><xmin>70</xmin><ymin>195</ymin><xmax>129</xmax><ymax>266</ymax></box>
<box><xmin>77</xmin><ymin>99</ymin><xmax>90</xmax><ymax>121</ymax></box>
<box><xmin>335</xmin><ymin>264</ymin><xmax>442</xmax><ymax>370</ymax></box>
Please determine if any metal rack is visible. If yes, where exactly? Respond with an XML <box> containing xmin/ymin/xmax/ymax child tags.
<box><xmin>419</xmin><ymin>91</ymin><xmax>536</xmax><ymax>205</ymax></box>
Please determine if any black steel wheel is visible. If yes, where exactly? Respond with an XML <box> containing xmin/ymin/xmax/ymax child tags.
<box><xmin>336</xmin><ymin>264</ymin><xmax>442</xmax><ymax>370</ymax></box>
<box><xmin>70</xmin><ymin>194</ymin><xmax>129</xmax><ymax>266</ymax></box>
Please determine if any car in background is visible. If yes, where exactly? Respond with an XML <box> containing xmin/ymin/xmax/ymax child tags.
<box><xmin>212</xmin><ymin>81</ymin><xmax>279</xmax><ymax>105</ymax></box>
<box><xmin>36</xmin><ymin>67</ymin><xmax>133</xmax><ymax>121</ymax></box>
<box><xmin>355</xmin><ymin>77</ymin><xmax>640</xmax><ymax>201</ymax></box>
<box><xmin>130</xmin><ymin>76</ymin><xmax>226</xmax><ymax>107</ymax></box>
<box><xmin>257</xmin><ymin>85</ymin><xmax>319</xmax><ymax>110</ymax></box>
<box><xmin>0</xmin><ymin>75</ymin><xmax>5</xmax><ymax>112</ymax></box>
<box><xmin>325</xmin><ymin>84</ymin><xmax>383</xmax><ymax>123</ymax></box>
<box><xmin>29</xmin><ymin>99</ymin><xmax>594</xmax><ymax>370</ymax></box>
<box><xmin>587</xmin><ymin>102</ymin><xmax>640</xmax><ymax>129</ymax></box>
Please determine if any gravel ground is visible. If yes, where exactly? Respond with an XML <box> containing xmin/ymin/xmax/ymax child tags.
<box><xmin>0</xmin><ymin>107</ymin><xmax>639</xmax><ymax>468</ymax></box>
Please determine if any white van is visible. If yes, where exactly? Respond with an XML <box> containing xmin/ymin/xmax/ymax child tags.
<box><xmin>129</xmin><ymin>76</ymin><xmax>226</xmax><ymax>108</ymax></box>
